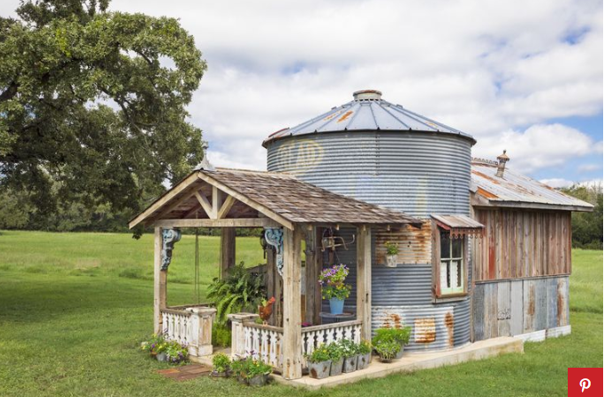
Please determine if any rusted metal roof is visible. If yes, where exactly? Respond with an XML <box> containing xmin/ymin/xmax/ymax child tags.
<box><xmin>471</xmin><ymin>159</ymin><xmax>593</xmax><ymax>212</ymax></box>
<box><xmin>431</xmin><ymin>214</ymin><xmax>484</xmax><ymax>230</ymax></box>
<box><xmin>205</xmin><ymin>169</ymin><xmax>422</xmax><ymax>226</ymax></box>
<box><xmin>263</xmin><ymin>90</ymin><xmax>475</xmax><ymax>147</ymax></box>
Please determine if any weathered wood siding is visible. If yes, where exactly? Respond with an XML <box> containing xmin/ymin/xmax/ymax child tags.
<box><xmin>472</xmin><ymin>209</ymin><xmax>572</xmax><ymax>281</ymax></box>
<box><xmin>473</xmin><ymin>276</ymin><xmax>569</xmax><ymax>341</ymax></box>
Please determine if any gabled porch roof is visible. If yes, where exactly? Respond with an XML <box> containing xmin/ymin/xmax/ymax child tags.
<box><xmin>129</xmin><ymin>168</ymin><xmax>421</xmax><ymax>230</ymax></box>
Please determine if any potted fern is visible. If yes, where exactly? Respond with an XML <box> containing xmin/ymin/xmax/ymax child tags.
<box><xmin>385</xmin><ymin>241</ymin><xmax>398</xmax><ymax>267</ymax></box>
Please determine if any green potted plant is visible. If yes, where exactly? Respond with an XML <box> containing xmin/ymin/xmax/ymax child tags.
<box><xmin>341</xmin><ymin>339</ymin><xmax>359</xmax><ymax>373</ymax></box>
<box><xmin>356</xmin><ymin>340</ymin><xmax>372</xmax><ymax>370</ymax></box>
<box><xmin>327</xmin><ymin>341</ymin><xmax>344</xmax><ymax>376</ymax></box>
<box><xmin>305</xmin><ymin>344</ymin><xmax>332</xmax><ymax>379</ymax></box>
<box><xmin>211</xmin><ymin>353</ymin><xmax>232</xmax><ymax>377</ymax></box>
<box><xmin>165</xmin><ymin>341</ymin><xmax>189</xmax><ymax>364</ymax></box>
<box><xmin>372</xmin><ymin>326</ymin><xmax>411</xmax><ymax>360</ymax></box>
<box><xmin>140</xmin><ymin>333</ymin><xmax>168</xmax><ymax>361</ymax></box>
<box><xmin>374</xmin><ymin>340</ymin><xmax>401</xmax><ymax>363</ymax></box>
<box><xmin>319</xmin><ymin>264</ymin><xmax>351</xmax><ymax>314</ymax></box>
<box><xmin>245</xmin><ymin>358</ymin><xmax>273</xmax><ymax>386</ymax></box>
<box><xmin>385</xmin><ymin>241</ymin><xmax>399</xmax><ymax>267</ymax></box>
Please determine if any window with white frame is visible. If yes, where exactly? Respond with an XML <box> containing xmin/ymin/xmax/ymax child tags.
<box><xmin>439</xmin><ymin>231</ymin><xmax>465</xmax><ymax>295</ymax></box>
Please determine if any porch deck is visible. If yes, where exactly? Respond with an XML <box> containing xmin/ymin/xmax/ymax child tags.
<box><xmin>270</xmin><ymin>336</ymin><xmax>523</xmax><ymax>390</ymax></box>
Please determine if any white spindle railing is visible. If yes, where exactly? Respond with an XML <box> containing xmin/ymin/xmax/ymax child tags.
<box><xmin>242</xmin><ymin>323</ymin><xmax>284</xmax><ymax>369</ymax></box>
<box><xmin>301</xmin><ymin>320</ymin><xmax>362</xmax><ymax>367</ymax></box>
<box><xmin>161</xmin><ymin>306</ymin><xmax>216</xmax><ymax>357</ymax></box>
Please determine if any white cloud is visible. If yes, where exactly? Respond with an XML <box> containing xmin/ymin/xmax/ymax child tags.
<box><xmin>472</xmin><ymin>123</ymin><xmax>600</xmax><ymax>173</ymax></box>
<box><xmin>578</xmin><ymin>163</ymin><xmax>602</xmax><ymax>172</ymax></box>
<box><xmin>1</xmin><ymin>0</ymin><xmax>602</xmax><ymax>174</ymax></box>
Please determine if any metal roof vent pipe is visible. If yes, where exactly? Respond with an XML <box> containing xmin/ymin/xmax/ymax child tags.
<box><xmin>496</xmin><ymin>150</ymin><xmax>509</xmax><ymax>178</ymax></box>
<box><xmin>353</xmin><ymin>89</ymin><xmax>382</xmax><ymax>101</ymax></box>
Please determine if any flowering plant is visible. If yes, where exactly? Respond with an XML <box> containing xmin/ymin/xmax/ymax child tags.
<box><xmin>140</xmin><ymin>333</ymin><xmax>167</xmax><ymax>355</ymax></box>
<box><xmin>318</xmin><ymin>264</ymin><xmax>351</xmax><ymax>300</ymax></box>
<box><xmin>305</xmin><ymin>343</ymin><xmax>332</xmax><ymax>363</ymax></box>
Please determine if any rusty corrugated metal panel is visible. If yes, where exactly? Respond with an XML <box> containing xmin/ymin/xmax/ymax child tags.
<box><xmin>473</xmin><ymin>276</ymin><xmax>569</xmax><ymax>341</ymax></box>
<box><xmin>263</xmin><ymin>90</ymin><xmax>474</xmax><ymax>147</ymax></box>
<box><xmin>374</xmin><ymin>222</ymin><xmax>432</xmax><ymax>265</ymax></box>
<box><xmin>471</xmin><ymin>159</ymin><xmax>593</xmax><ymax>211</ymax></box>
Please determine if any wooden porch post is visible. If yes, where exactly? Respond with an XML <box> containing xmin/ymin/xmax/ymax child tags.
<box><xmin>153</xmin><ymin>227</ymin><xmax>167</xmax><ymax>334</ymax></box>
<box><xmin>282</xmin><ymin>227</ymin><xmax>303</xmax><ymax>380</ymax></box>
<box><xmin>220</xmin><ymin>227</ymin><xmax>236</xmax><ymax>279</ymax></box>
<box><xmin>305</xmin><ymin>227</ymin><xmax>321</xmax><ymax>324</ymax></box>
<box><xmin>357</xmin><ymin>225</ymin><xmax>372</xmax><ymax>341</ymax></box>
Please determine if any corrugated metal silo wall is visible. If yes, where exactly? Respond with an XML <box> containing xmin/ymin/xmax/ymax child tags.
<box><xmin>268</xmin><ymin>131</ymin><xmax>473</xmax><ymax>351</ymax></box>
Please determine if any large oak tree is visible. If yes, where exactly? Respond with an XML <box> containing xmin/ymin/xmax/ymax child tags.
<box><xmin>0</xmin><ymin>0</ymin><xmax>206</xmax><ymax>222</ymax></box>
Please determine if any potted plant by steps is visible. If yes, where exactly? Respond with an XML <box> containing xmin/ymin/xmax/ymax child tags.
<box><xmin>341</xmin><ymin>339</ymin><xmax>358</xmax><ymax>373</ymax></box>
<box><xmin>356</xmin><ymin>340</ymin><xmax>372</xmax><ymax>370</ymax></box>
<box><xmin>385</xmin><ymin>241</ymin><xmax>399</xmax><ymax>267</ymax></box>
<box><xmin>372</xmin><ymin>326</ymin><xmax>412</xmax><ymax>360</ymax></box>
<box><xmin>165</xmin><ymin>341</ymin><xmax>189</xmax><ymax>364</ymax></box>
<box><xmin>319</xmin><ymin>264</ymin><xmax>351</xmax><ymax>315</ymax></box>
<box><xmin>374</xmin><ymin>340</ymin><xmax>401</xmax><ymax>363</ymax></box>
<box><xmin>211</xmin><ymin>353</ymin><xmax>232</xmax><ymax>378</ymax></box>
<box><xmin>305</xmin><ymin>344</ymin><xmax>332</xmax><ymax>379</ymax></box>
<box><xmin>327</xmin><ymin>341</ymin><xmax>345</xmax><ymax>376</ymax></box>
<box><xmin>245</xmin><ymin>358</ymin><xmax>273</xmax><ymax>386</ymax></box>
<box><xmin>140</xmin><ymin>333</ymin><xmax>168</xmax><ymax>361</ymax></box>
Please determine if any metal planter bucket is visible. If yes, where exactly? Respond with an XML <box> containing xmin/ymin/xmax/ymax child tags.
<box><xmin>395</xmin><ymin>345</ymin><xmax>405</xmax><ymax>360</ymax></box>
<box><xmin>357</xmin><ymin>353</ymin><xmax>371</xmax><ymax>370</ymax></box>
<box><xmin>343</xmin><ymin>356</ymin><xmax>358</xmax><ymax>373</ymax></box>
<box><xmin>386</xmin><ymin>255</ymin><xmax>398</xmax><ymax>268</ymax></box>
<box><xmin>155</xmin><ymin>352</ymin><xmax>168</xmax><ymax>362</ymax></box>
<box><xmin>330</xmin><ymin>358</ymin><xmax>344</xmax><ymax>376</ymax></box>
<box><xmin>247</xmin><ymin>373</ymin><xmax>269</xmax><ymax>387</ymax></box>
<box><xmin>308</xmin><ymin>360</ymin><xmax>331</xmax><ymax>379</ymax></box>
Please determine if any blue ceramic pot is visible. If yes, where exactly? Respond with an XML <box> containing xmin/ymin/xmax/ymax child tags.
<box><xmin>329</xmin><ymin>298</ymin><xmax>345</xmax><ymax>314</ymax></box>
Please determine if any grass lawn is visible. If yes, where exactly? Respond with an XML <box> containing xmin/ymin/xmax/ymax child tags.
<box><xmin>0</xmin><ymin>230</ymin><xmax>602</xmax><ymax>396</ymax></box>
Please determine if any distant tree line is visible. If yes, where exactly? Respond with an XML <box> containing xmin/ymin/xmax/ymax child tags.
<box><xmin>561</xmin><ymin>184</ymin><xmax>603</xmax><ymax>250</ymax></box>
<box><xmin>0</xmin><ymin>182</ymin><xmax>602</xmax><ymax>245</ymax></box>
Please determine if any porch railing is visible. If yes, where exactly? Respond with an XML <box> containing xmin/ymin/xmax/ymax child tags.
<box><xmin>229</xmin><ymin>313</ymin><xmax>362</xmax><ymax>371</ymax></box>
<box><xmin>161</xmin><ymin>305</ymin><xmax>216</xmax><ymax>357</ymax></box>
<box><xmin>301</xmin><ymin>320</ymin><xmax>362</xmax><ymax>367</ymax></box>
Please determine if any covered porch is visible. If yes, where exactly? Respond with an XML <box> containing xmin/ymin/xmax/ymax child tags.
<box><xmin>129</xmin><ymin>167</ymin><xmax>420</xmax><ymax>380</ymax></box>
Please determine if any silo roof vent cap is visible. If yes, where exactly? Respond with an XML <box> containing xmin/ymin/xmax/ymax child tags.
<box><xmin>353</xmin><ymin>89</ymin><xmax>382</xmax><ymax>101</ymax></box>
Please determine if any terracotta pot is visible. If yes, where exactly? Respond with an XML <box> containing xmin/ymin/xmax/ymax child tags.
<box><xmin>343</xmin><ymin>356</ymin><xmax>358</xmax><ymax>373</ymax></box>
<box><xmin>308</xmin><ymin>360</ymin><xmax>331</xmax><ymax>379</ymax></box>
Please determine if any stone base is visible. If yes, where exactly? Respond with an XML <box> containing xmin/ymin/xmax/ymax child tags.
<box><xmin>271</xmin><ymin>337</ymin><xmax>524</xmax><ymax>390</ymax></box>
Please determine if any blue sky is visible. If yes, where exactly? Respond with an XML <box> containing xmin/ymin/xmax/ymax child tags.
<box><xmin>2</xmin><ymin>0</ymin><xmax>602</xmax><ymax>187</ymax></box>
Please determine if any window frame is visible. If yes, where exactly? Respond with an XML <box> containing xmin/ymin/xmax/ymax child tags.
<box><xmin>432</xmin><ymin>220</ymin><xmax>468</xmax><ymax>299</ymax></box>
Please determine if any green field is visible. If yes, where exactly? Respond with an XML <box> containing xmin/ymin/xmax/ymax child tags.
<box><xmin>0</xmin><ymin>230</ymin><xmax>602</xmax><ymax>396</ymax></box>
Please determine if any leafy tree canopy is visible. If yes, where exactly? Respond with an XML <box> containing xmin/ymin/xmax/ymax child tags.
<box><xmin>561</xmin><ymin>184</ymin><xmax>603</xmax><ymax>249</ymax></box>
<box><xmin>0</xmin><ymin>0</ymin><xmax>206</xmax><ymax>224</ymax></box>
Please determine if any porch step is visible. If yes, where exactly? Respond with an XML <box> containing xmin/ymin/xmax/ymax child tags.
<box><xmin>272</xmin><ymin>337</ymin><xmax>524</xmax><ymax>390</ymax></box>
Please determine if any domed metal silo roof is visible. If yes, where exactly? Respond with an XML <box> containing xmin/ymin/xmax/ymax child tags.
<box><xmin>263</xmin><ymin>89</ymin><xmax>475</xmax><ymax>147</ymax></box>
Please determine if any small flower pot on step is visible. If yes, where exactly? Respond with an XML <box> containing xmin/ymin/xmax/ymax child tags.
<box><xmin>308</xmin><ymin>360</ymin><xmax>331</xmax><ymax>379</ymax></box>
<box><xmin>379</xmin><ymin>356</ymin><xmax>395</xmax><ymax>363</ymax></box>
<box><xmin>343</xmin><ymin>356</ymin><xmax>358</xmax><ymax>373</ymax></box>
<box><xmin>210</xmin><ymin>370</ymin><xmax>230</xmax><ymax>378</ymax></box>
<box><xmin>357</xmin><ymin>353</ymin><xmax>371</xmax><ymax>370</ymax></box>
<box><xmin>330</xmin><ymin>358</ymin><xmax>344</xmax><ymax>376</ymax></box>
